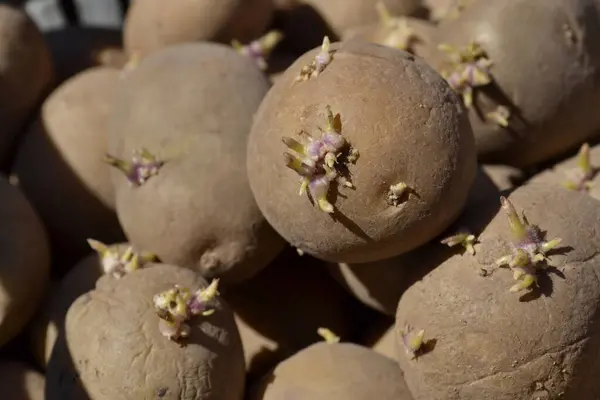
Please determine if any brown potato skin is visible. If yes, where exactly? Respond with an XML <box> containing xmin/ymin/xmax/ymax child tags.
<box><xmin>302</xmin><ymin>0</ymin><xmax>422</xmax><ymax>36</ymax></box>
<box><xmin>109</xmin><ymin>43</ymin><xmax>285</xmax><ymax>285</ymax></box>
<box><xmin>0</xmin><ymin>4</ymin><xmax>53</xmax><ymax>166</ymax></box>
<box><xmin>427</xmin><ymin>0</ymin><xmax>600</xmax><ymax>167</ymax></box>
<box><xmin>249</xmin><ymin>342</ymin><xmax>414</xmax><ymax>399</ymax></box>
<box><xmin>123</xmin><ymin>0</ymin><xmax>274</xmax><ymax>58</ymax></box>
<box><xmin>248</xmin><ymin>40</ymin><xmax>477</xmax><ymax>263</ymax></box>
<box><xmin>0</xmin><ymin>175</ymin><xmax>50</xmax><ymax>347</ymax></box>
<box><xmin>0</xmin><ymin>361</ymin><xmax>44</xmax><ymax>400</ymax></box>
<box><xmin>396</xmin><ymin>183</ymin><xmax>600</xmax><ymax>399</ymax></box>
<box><xmin>328</xmin><ymin>167</ymin><xmax>498</xmax><ymax>315</ymax></box>
<box><xmin>224</xmin><ymin>249</ymin><xmax>356</xmax><ymax>383</ymax></box>
<box><xmin>46</xmin><ymin>264</ymin><xmax>245</xmax><ymax>400</ymax></box>
<box><xmin>12</xmin><ymin>67</ymin><xmax>125</xmax><ymax>271</ymax></box>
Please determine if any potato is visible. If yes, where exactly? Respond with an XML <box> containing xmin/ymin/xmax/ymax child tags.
<box><xmin>0</xmin><ymin>360</ymin><xmax>44</xmax><ymax>400</ymax></box>
<box><xmin>424</xmin><ymin>0</ymin><xmax>477</xmax><ymax>22</ymax></box>
<box><xmin>46</xmin><ymin>263</ymin><xmax>245</xmax><ymax>400</ymax></box>
<box><xmin>123</xmin><ymin>0</ymin><xmax>274</xmax><ymax>58</ymax></box>
<box><xmin>327</xmin><ymin>167</ymin><xmax>497</xmax><ymax>315</ymax></box>
<box><xmin>0</xmin><ymin>4</ymin><xmax>53</xmax><ymax>166</ymax></box>
<box><xmin>301</xmin><ymin>0</ymin><xmax>422</xmax><ymax>36</ymax></box>
<box><xmin>108</xmin><ymin>42</ymin><xmax>284</xmax><ymax>285</ymax></box>
<box><xmin>396</xmin><ymin>183</ymin><xmax>600</xmax><ymax>399</ymax></box>
<box><xmin>425</xmin><ymin>0</ymin><xmax>600</xmax><ymax>167</ymax></box>
<box><xmin>12</xmin><ymin>67</ymin><xmax>125</xmax><ymax>270</ymax></box>
<box><xmin>224</xmin><ymin>249</ymin><xmax>356</xmax><ymax>382</ymax></box>
<box><xmin>248</xmin><ymin>40</ymin><xmax>477</xmax><ymax>263</ymax></box>
<box><xmin>0</xmin><ymin>175</ymin><xmax>50</xmax><ymax>347</ymax></box>
<box><xmin>249</xmin><ymin>342</ymin><xmax>414</xmax><ymax>399</ymax></box>
<box><xmin>44</xmin><ymin>27</ymin><xmax>124</xmax><ymax>83</ymax></box>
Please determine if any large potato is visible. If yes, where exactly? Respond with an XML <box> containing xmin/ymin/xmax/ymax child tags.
<box><xmin>46</xmin><ymin>264</ymin><xmax>245</xmax><ymax>400</ymax></box>
<box><xmin>123</xmin><ymin>0</ymin><xmax>274</xmax><ymax>58</ymax></box>
<box><xmin>0</xmin><ymin>4</ymin><xmax>53</xmax><ymax>166</ymax></box>
<box><xmin>396</xmin><ymin>183</ymin><xmax>600</xmax><ymax>399</ymax></box>
<box><xmin>248</xmin><ymin>40</ymin><xmax>476</xmax><ymax>263</ymax></box>
<box><xmin>0</xmin><ymin>360</ymin><xmax>44</xmax><ymax>400</ymax></box>
<box><xmin>12</xmin><ymin>67</ymin><xmax>125</xmax><ymax>270</ymax></box>
<box><xmin>426</xmin><ymin>0</ymin><xmax>600</xmax><ymax>167</ymax></box>
<box><xmin>249</xmin><ymin>342</ymin><xmax>414</xmax><ymax>399</ymax></box>
<box><xmin>108</xmin><ymin>42</ymin><xmax>284</xmax><ymax>285</ymax></box>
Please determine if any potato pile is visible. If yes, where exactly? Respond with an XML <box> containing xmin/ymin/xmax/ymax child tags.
<box><xmin>2</xmin><ymin>0</ymin><xmax>600</xmax><ymax>399</ymax></box>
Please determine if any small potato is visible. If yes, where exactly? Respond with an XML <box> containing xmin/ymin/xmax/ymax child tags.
<box><xmin>301</xmin><ymin>0</ymin><xmax>422</xmax><ymax>36</ymax></box>
<box><xmin>0</xmin><ymin>4</ymin><xmax>53</xmax><ymax>165</ymax></box>
<box><xmin>0</xmin><ymin>175</ymin><xmax>50</xmax><ymax>347</ymax></box>
<box><xmin>108</xmin><ymin>43</ymin><xmax>285</xmax><ymax>285</ymax></box>
<box><xmin>12</xmin><ymin>67</ymin><xmax>125</xmax><ymax>270</ymax></box>
<box><xmin>0</xmin><ymin>360</ymin><xmax>44</xmax><ymax>400</ymax></box>
<box><xmin>249</xmin><ymin>342</ymin><xmax>414</xmax><ymax>399</ymax></box>
<box><xmin>224</xmin><ymin>249</ymin><xmax>356</xmax><ymax>382</ymax></box>
<box><xmin>396</xmin><ymin>183</ymin><xmax>600</xmax><ymax>399</ymax></box>
<box><xmin>44</xmin><ymin>27</ymin><xmax>125</xmax><ymax>84</ymax></box>
<box><xmin>426</xmin><ymin>0</ymin><xmax>600</xmax><ymax>167</ymax></box>
<box><xmin>248</xmin><ymin>40</ymin><xmax>476</xmax><ymax>263</ymax></box>
<box><xmin>46</xmin><ymin>264</ymin><xmax>245</xmax><ymax>400</ymax></box>
<box><xmin>123</xmin><ymin>0</ymin><xmax>274</xmax><ymax>58</ymax></box>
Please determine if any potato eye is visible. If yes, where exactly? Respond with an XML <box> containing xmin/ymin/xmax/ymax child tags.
<box><xmin>169</xmin><ymin>300</ymin><xmax>177</xmax><ymax>309</ymax></box>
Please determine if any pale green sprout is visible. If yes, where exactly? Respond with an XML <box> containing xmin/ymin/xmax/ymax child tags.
<box><xmin>441</xmin><ymin>231</ymin><xmax>477</xmax><ymax>255</ymax></box>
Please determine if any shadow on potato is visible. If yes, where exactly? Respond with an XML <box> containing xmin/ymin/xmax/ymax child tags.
<box><xmin>272</xmin><ymin>5</ymin><xmax>339</xmax><ymax>54</ymax></box>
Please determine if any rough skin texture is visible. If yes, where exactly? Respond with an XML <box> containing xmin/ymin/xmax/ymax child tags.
<box><xmin>396</xmin><ymin>183</ymin><xmax>600</xmax><ymax>399</ymax></box>
<box><xmin>301</xmin><ymin>0</ymin><xmax>422</xmax><ymax>36</ymax></box>
<box><xmin>46</xmin><ymin>264</ymin><xmax>245</xmax><ymax>400</ymax></box>
<box><xmin>0</xmin><ymin>175</ymin><xmax>50</xmax><ymax>347</ymax></box>
<box><xmin>108</xmin><ymin>43</ymin><xmax>285</xmax><ymax>285</ymax></box>
<box><xmin>124</xmin><ymin>0</ymin><xmax>274</xmax><ymax>58</ymax></box>
<box><xmin>427</xmin><ymin>0</ymin><xmax>600</xmax><ymax>167</ymax></box>
<box><xmin>249</xmin><ymin>342</ymin><xmax>414</xmax><ymax>399</ymax></box>
<box><xmin>12</xmin><ymin>67</ymin><xmax>125</xmax><ymax>270</ymax></box>
<box><xmin>0</xmin><ymin>4</ymin><xmax>54</xmax><ymax>166</ymax></box>
<box><xmin>223</xmin><ymin>249</ymin><xmax>356</xmax><ymax>383</ymax></box>
<box><xmin>248</xmin><ymin>40</ymin><xmax>477</xmax><ymax>263</ymax></box>
<box><xmin>0</xmin><ymin>361</ymin><xmax>45</xmax><ymax>400</ymax></box>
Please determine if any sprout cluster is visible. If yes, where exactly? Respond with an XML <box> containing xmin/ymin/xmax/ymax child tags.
<box><xmin>441</xmin><ymin>230</ymin><xmax>477</xmax><ymax>255</ymax></box>
<box><xmin>400</xmin><ymin>324</ymin><xmax>425</xmax><ymax>360</ymax></box>
<box><xmin>563</xmin><ymin>143</ymin><xmax>595</xmax><ymax>192</ymax></box>
<box><xmin>105</xmin><ymin>148</ymin><xmax>165</xmax><ymax>187</ymax></box>
<box><xmin>439</xmin><ymin>41</ymin><xmax>493</xmax><ymax>109</ymax></box>
<box><xmin>282</xmin><ymin>106</ymin><xmax>358</xmax><ymax>213</ymax></box>
<box><xmin>375</xmin><ymin>1</ymin><xmax>419</xmax><ymax>52</ymax></box>
<box><xmin>387</xmin><ymin>182</ymin><xmax>410</xmax><ymax>207</ymax></box>
<box><xmin>495</xmin><ymin>197</ymin><xmax>562</xmax><ymax>293</ymax></box>
<box><xmin>231</xmin><ymin>30</ymin><xmax>283</xmax><ymax>71</ymax></box>
<box><xmin>153</xmin><ymin>279</ymin><xmax>220</xmax><ymax>344</ymax></box>
<box><xmin>87</xmin><ymin>239</ymin><xmax>157</xmax><ymax>279</ymax></box>
<box><xmin>295</xmin><ymin>36</ymin><xmax>333</xmax><ymax>82</ymax></box>
<box><xmin>486</xmin><ymin>105</ymin><xmax>511</xmax><ymax>128</ymax></box>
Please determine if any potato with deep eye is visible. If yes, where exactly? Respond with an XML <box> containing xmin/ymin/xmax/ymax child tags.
<box><xmin>247</xmin><ymin>39</ymin><xmax>477</xmax><ymax>263</ymax></box>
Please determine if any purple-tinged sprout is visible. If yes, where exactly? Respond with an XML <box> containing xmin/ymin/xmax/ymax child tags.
<box><xmin>387</xmin><ymin>182</ymin><xmax>409</xmax><ymax>206</ymax></box>
<box><xmin>563</xmin><ymin>143</ymin><xmax>595</xmax><ymax>192</ymax></box>
<box><xmin>86</xmin><ymin>239</ymin><xmax>157</xmax><ymax>279</ymax></box>
<box><xmin>440</xmin><ymin>230</ymin><xmax>477</xmax><ymax>255</ymax></box>
<box><xmin>309</xmin><ymin>175</ymin><xmax>334</xmax><ymax>213</ymax></box>
<box><xmin>400</xmin><ymin>324</ymin><xmax>425</xmax><ymax>360</ymax></box>
<box><xmin>486</xmin><ymin>105</ymin><xmax>511</xmax><ymax>128</ymax></box>
<box><xmin>231</xmin><ymin>30</ymin><xmax>283</xmax><ymax>71</ymax></box>
<box><xmin>295</xmin><ymin>36</ymin><xmax>333</xmax><ymax>82</ymax></box>
<box><xmin>104</xmin><ymin>148</ymin><xmax>165</xmax><ymax>187</ymax></box>
<box><xmin>375</xmin><ymin>2</ymin><xmax>419</xmax><ymax>52</ymax></box>
<box><xmin>495</xmin><ymin>196</ymin><xmax>562</xmax><ymax>292</ymax></box>
<box><xmin>153</xmin><ymin>279</ymin><xmax>220</xmax><ymax>344</ymax></box>
<box><xmin>317</xmin><ymin>327</ymin><xmax>340</xmax><ymax>344</ymax></box>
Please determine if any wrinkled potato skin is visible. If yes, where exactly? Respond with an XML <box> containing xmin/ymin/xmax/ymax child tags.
<box><xmin>250</xmin><ymin>342</ymin><xmax>413</xmax><ymax>399</ymax></box>
<box><xmin>302</xmin><ymin>0</ymin><xmax>422</xmax><ymax>35</ymax></box>
<box><xmin>0</xmin><ymin>4</ymin><xmax>53</xmax><ymax>165</ymax></box>
<box><xmin>109</xmin><ymin>43</ymin><xmax>284</xmax><ymax>286</ymax></box>
<box><xmin>396</xmin><ymin>183</ymin><xmax>600</xmax><ymax>399</ymax></box>
<box><xmin>328</xmin><ymin>168</ymin><xmax>498</xmax><ymax>315</ymax></box>
<box><xmin>0</xmin><ymin>176</ymin><xmax>50</xmax><ymax>347</ymax></box>
<box><xmin>248</xmin><ymin>40</ymin><xmax>476</xmax><ymax>263</ymax></box>
<box><xmin>428</xmin><ymin>0</ymin><xmax>600</xmax><ymax>167</ymax></box>
<box><xmin>224</xmin><ymin>249</ymin><xmax>356</xmax><ymax>382</ymax></box>
<box><xmin>12</xmin><ymin>67</ymin><xmax>125</xmax><ymax>269</ymax></box>
<box><xmin>46</xmin><ymin>264</ymin><xmax>245</xmax><ymax>400</ymax></box>
<box><xmin>124</xmin><ymin>0</ymin><xmax>273</xmax><ymax>58</ymax></box>
<box><xmin>0</xmin><ymin>361</ymin><xmax>45</xmax><ymax>400</ymax></box>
